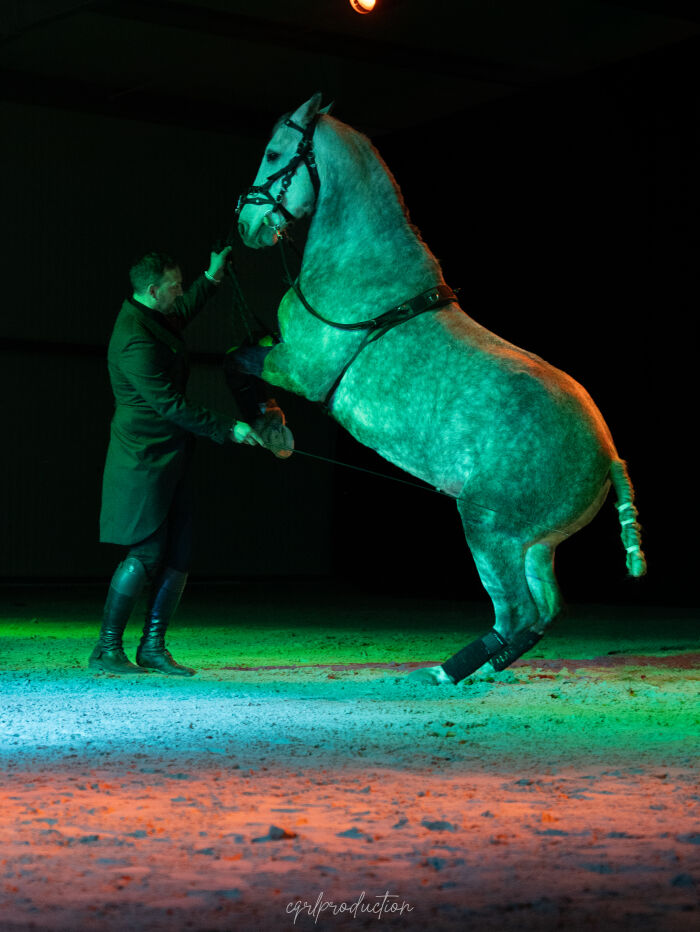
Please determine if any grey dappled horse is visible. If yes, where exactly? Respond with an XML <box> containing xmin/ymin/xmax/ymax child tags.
<box><xmin>236</xmin><ymin>94</ymin><xmax>646</xmax><ymax>685</ymax></box>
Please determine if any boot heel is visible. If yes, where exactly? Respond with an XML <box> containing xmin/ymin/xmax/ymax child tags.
<box><xmin>138</xmin><ymin>568</ymin><xmax>195</xmax><ymax>676</ymax></box>
<box><xmin>89</xmin><ymin>645</ymin><xmax>148</xmax><ymax>674</ymax></box>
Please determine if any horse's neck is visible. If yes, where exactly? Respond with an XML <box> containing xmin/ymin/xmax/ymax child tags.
<box><xmin>300</xmin><ymin>128</ymin><xmax>443</xmax><ymax>308</ymax></box>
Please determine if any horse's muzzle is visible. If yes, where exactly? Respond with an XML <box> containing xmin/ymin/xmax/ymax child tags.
<box><xmin>237</xmin><ymin>215</ymin><xmax>279</xmax><ymax>249</ymax></box>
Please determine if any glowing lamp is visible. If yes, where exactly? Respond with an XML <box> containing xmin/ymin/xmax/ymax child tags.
<box><xmin>349</xmin><ymin>0</ymin><xmax>376</xmax><ymax>12</ymax></box>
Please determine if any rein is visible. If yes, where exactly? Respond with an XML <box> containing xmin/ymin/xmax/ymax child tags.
<box><xmin>291</xmin><ymin>447</ymin><xmax>454</xmax><ymax>498</ymax></box>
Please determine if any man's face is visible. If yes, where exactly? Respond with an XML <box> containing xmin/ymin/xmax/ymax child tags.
<box><xmin>152</xmin><ymin>267</ymin><xmax>183</xmax><ymax>313</ymax></box>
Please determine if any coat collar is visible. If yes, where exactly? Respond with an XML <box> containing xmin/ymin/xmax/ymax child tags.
<box><xmin>126</xmin><ymin>297</ymin><xmax>185</xmax><ymax>353</ymax></box>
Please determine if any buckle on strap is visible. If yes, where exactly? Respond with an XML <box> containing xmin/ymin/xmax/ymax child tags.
<box><xmin>382</xmin><ymin>284</ymin><xmax>457</xmax><ymax>326</ymax></box>
<box><xmin>320</xmin><ymin>283</ymin><xmax>459</xmax><ymax>411</ymax></box>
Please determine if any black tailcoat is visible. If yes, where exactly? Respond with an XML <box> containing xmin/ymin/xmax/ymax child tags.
<box><xmin>100</xmin><ymin>276</ymin><xmax>234</xmax><ymax>545</ymax></box>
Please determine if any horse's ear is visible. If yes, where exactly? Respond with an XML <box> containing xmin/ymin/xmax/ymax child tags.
<box><xmin>290</xmin><ymin>92</ymin><xmax>323</xmax><ymax>127</ymax></box>
<box><xmin>320</xmin><ymin>101</ymin><xmax>334</xmax><ymax>115</ymax></box>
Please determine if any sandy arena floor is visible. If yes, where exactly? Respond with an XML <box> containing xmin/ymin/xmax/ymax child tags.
<box><xmin>0</xmin><ymin>583</ymin><xmax>698</xmax><ymax>931</ymax></box>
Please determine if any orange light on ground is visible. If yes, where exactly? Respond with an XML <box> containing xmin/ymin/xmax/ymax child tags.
<box><xmin>349</xmin><ymin>0</ymin><xmax>376</xmax><ymax>12</ymax></box>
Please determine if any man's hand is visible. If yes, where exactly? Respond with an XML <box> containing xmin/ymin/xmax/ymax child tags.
<box><xmin>231</xmin><ymin>421</ymin><xmax>264</xmax><ymax>446</ymax></box>
<box><xmin>207</xmin><ymin>245</ymin><xmax>233</xmax><ymax>283</ymax></box>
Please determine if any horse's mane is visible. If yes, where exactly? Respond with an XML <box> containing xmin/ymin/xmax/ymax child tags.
<box><xmin>311</xmin><ymin>115</ymin><xmax>440</xmax><ymax>275</ymax></box>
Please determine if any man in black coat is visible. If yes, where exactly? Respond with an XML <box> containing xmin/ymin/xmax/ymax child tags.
<box><xmin>91</xmin><ymin>248</ymin><xmax>273</xmax><ymax>676</ymax></box>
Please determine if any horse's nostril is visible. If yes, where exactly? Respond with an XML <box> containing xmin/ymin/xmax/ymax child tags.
<box><xmin>237</xmin><ymin>220</ymin><xmax>247</xmax><ymax>240</ymax></box>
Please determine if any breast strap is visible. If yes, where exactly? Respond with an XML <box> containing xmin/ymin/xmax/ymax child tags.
<box><xmin>320</xmin><ymin>283</ymin><xmax>457</xmax><ymax>410</ymax></box>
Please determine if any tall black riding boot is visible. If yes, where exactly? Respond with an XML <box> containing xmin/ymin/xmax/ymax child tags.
<box><xmin>136</xmin><ymin>568</ymin><xmax>195</xmax><ymax>676</ymax></box>
<box><xmin>89</xmin><ymin>557</ymin><xmax>149</xmax><ymax>674</ymax></box>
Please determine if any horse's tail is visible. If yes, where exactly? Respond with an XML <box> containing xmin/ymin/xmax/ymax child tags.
<box><xmin>609</xmin><ymin>458</ymin><xmax>647</xmax><ymax>577</ymax></box>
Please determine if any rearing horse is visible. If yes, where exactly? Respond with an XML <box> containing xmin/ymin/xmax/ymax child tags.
<box><xmin>236</xmin><ymin>93</ymin><xmax>646</xmax><ymax>685</ymax></box>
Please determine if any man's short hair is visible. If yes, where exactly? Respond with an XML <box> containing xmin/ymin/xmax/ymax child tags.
<box><xmin>129</xmin><ymin>252</ymin><xmax>178</xmax><ymax>294</ymax></box>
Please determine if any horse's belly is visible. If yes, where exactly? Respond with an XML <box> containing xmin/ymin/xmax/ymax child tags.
<box><xmin>333</xmin><ymin>319</ymin><xmax>614</xmax><ymax>516</ymax></box>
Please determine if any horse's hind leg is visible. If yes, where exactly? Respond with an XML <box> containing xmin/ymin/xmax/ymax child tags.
<box><xmin>463</xmin><ymin>525</ymin><xmax>539</xmax><ymax>643</ymax></box>
<box><xmin>410</xmin><ymin>520</ymin><xmax>542</xmax><ymax>685</ymax></box>
<box><xmin>438</xmin><ymin>526</ymin><xmax>549</xmax><ymax>683</ymax></box>
<box><xmin>524</xmin><ymin>541</ymin><xmax>564</xmax><ymax>634</ymax></box>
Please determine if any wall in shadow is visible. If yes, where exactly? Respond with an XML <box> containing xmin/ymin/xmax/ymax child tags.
<box><xmin>1</xmin><ymin>39</ymin><xmax>697</xmax><ymax>605</ymax></box>
<box><xmin>0</xmin><ymin>101</ymin><xmax>335</xmax><ymax>581</ymax></box>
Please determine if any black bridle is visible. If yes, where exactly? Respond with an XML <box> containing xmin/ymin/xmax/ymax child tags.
<box><xmin>235</xmin><ymin>115</ymin><xmax>321</xmax><ymax>224</ymax></box>
<box><xmin>236</xmin><ymin>111</ymin><xmax>458</xmax><ymax>410</ymax></box>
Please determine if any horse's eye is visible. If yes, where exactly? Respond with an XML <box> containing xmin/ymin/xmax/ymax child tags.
<box><xmin>266</xmin><ymin>151</ymin><xmax>280</xmax><ymax>163</ymax></box>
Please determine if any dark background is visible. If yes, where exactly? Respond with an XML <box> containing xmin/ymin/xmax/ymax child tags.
<box><xmin>1</xmin><ymin>1</ymin><xmax>697</xmax><ymax>606</ymax></box>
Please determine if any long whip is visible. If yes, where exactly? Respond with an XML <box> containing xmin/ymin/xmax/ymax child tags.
<box><xmin>290</xmin><ymin>447</ymin><xmax>454</xmax><ymax>499</ymax></box>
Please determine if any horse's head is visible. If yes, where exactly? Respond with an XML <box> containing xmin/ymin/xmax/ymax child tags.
<box><xmin>237</xmin><ymin>93</ymin><xmax>330</xmax><ymax>249</ymax></box>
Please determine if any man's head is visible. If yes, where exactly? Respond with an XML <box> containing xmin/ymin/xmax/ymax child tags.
<box><xmin>130</xmin><ymin>252</ymin><xmax>183</xmax><ymax>313</ymax></box>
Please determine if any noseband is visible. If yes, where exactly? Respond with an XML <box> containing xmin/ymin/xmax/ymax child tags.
<box><xmin>236</xmin><ymin>115</ymin><xmax>321</xmax><ymax>224</ymax></box>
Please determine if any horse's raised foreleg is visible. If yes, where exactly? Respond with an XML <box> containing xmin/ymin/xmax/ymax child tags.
<box><xmin>223</xmin><ymin>343</ymin><xmax>294</xmax><ymax>457</ymax></box>
<box><xmin>223</xmin><ymin>343</ymin><xmax>272</xmax><ymax>421</ymax></box>
<box><xmin>258</xmin><ymin>336</ymin><xmax>332</xmax><ymax>398</ymax></box>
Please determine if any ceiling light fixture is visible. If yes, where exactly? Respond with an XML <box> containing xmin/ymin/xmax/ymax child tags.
<box><xmin>349</xmin><ymin>0</ymin><xmax>376</xmax><ymax>13</ymax></box>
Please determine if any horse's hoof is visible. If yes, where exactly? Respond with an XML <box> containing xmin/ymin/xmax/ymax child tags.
<box><xmin>253</xmin><ymin>405</ymin><xmax>294</xmax><ymax>459</ymax></box>
<box><xmin>407</xmin><ymin>665</ymin><xmax>455</xmax><ymax>686</ymax></box>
